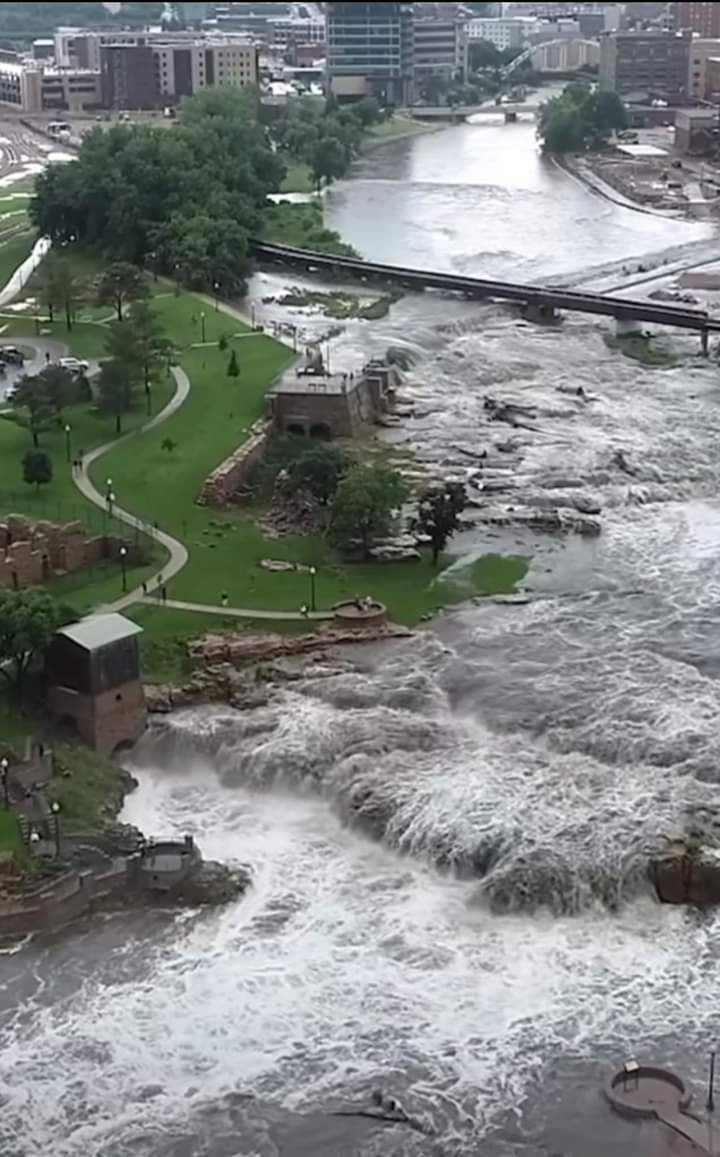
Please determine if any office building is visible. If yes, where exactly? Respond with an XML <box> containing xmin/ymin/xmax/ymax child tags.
<box><xmin>101</xmin><ymin>38</ymin><xmax>258</xmax><ymax>108</ymax></box>
<box><xmin>688</xmin><ymin>36</ymin><xmax>720</xmax><ymax>100</ymax></box>
<box><xmin>465</xmin><ymin>17</ymin><xmax>532</xmax><ymax>51</ymax></box>
<box><xmin>413</xmin><ymin>16</ymin><xmax>467</xmax><ymax>80</ymax></box>
<box><xmin>599</xmin><ymin>30</ymin><xmax>692</xmax><ymax>102</ymax></box>
<box><xmin>0</xmin><ymin>57</ymin><xmax>101</xmax><ymax>112</ymax></box>
<box><xmin>327</xmin><ymin>2</ymin><xmax>414</xmax><ymax>103</ymax></box>
<box><xmin>101</xmin><ymin>45</ymin><xmax>157</xmax><ymax>109</ymax></box>
<box><xmin>673</xmin><ymin>2</ymin><xmax>720</xmax><ymax>38</ymax></box>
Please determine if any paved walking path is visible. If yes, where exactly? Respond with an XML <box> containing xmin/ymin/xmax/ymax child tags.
<box><xmin>140</xmin><ymin>595</ymin><xmax>333</xmax><ymax>621</ymax></box>
<box><xmin>73</xmin><ymin>366</ymin><xmax>190</xmax><ymax>612</ymax></box>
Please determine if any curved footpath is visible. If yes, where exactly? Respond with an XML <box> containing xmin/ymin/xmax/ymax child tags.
<box><xmin>74</xmin><ymin>365</ymin><xmax>190</xmax><ymax>613</ymax></box>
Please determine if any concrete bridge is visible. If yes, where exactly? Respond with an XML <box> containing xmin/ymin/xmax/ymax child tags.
<box><xmin>400</xmin><ymin>103</ymin><xmax>537</xmax><ymax>121</ymax></box>
<box><xmin>251</xmin><ymin>241</ymin><xmax>720</xmax><ymax>351</ymax></box>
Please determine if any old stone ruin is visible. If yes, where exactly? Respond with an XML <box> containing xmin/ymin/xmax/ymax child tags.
<box><xmin>0</xmin><ymin>513</ymin><xmax>139</xmax><ymax>588</ymax></box>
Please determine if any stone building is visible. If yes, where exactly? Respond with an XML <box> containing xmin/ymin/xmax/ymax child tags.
<box><xmin>45</xmin><ymin>614</ymin><xmax>147</xmax><ymax>754</ymax></box>
<box><xmin>0</xmin><ymin>514</ymin><xmax>130</xmax><ymax>589</ymax></box>
<box><xmin>269</xmin><ymin>359</ymin><xmax>398</xmax><ymax>440</ymax></box>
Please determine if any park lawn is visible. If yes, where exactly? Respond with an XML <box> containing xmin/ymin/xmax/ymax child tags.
<box><xmin>279</xmin><ymin>160</ymin><xmax>314</xmax><ymax>194</ymax></box>
<box><xmin>0</xmin><ymin>314</ymin><xmax>110</xmax><ymax>358</ymax></box>
<box><xmin>0</xmin><ymin>808</ymin><xmax>23</xmax><ymax>853</ymax></box>
<box><xmin>0</xmin><ymin>230</ymin><xmax>36</xmax><ymax>289</ymax></box>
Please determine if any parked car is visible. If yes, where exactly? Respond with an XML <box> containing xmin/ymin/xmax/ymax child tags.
<box><xmin>59</xmin><ymin>356</ymin><xmax>89</xmax><ymax>374</ymax></box>
<box><xmin>0</xmin><ymin>346</ymin><xmax>25</xmax><ymax>365</ymax></box>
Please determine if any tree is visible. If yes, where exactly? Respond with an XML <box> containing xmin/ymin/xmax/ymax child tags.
<box><xmin>161</xmin><ymin>436</ymin><xmax>178</xmax><ymax>453</ymax></box>
<box><xmin>37</xmin><ymin>252</ymin><xmax>65</xmax><ymax>322</ymax></box>
<box><xmin>538</xmin><ymin>84</ymin><xmax>627</xmax><ymax>154</ymax></box>
<box><xmin>227</xmin><ymin>349</ymin><xmax>239</xmax><ymax>377</ymax></box>
<box><xmin>53</xmin><ymin>257</ymin><xmax>77</xmax><ymax>331</ymax></box>
<box><xmin>311</xmin><ymin>136</ymin><xmax>348</xmax><ymax>190</ymax></box>
<box><xmin>97</xmin><ymin>358</ymin><xmax>135</xmax><ymax>433</ymax></box>
<box><xmin>22</xmin><ymin>448</ymin><xmax>52</xmax><ymax>490</ymax></box>
<box><xmin>330</xmin><ymin>462</ymin><xmax>409</xmax><ymax>558</ymax></box>
<box><xmin>97</xmin><ymin>261</ymin><xmax>148</xmax><ymax>321</ymax></box>
<box><xmin>354</xmin><ymin>97</ymin><xmax>382</xmax><ymax>127</ymax></box>
<box><xmin>288</xmin><ymin>443</ymin><xmax>351</xmax><ymax>506</ymax></box>
<box><xmin>124</xmin><ymin>298</ymin><xmax>171</xmax><ymax>413</ymax></box>
<box><xmin>37</xmin><ymin>365</ymin><xmax>76</xmax><ymax>419</ymax></box>
<box><xmin>11</xmin><ymin>373</ymin><xmax>55</xmax><ymax>446</ymax></box>
<box><xmin>414</xmin><ymin>482</ymin><xmax>466</xmax><ymax>565</ymax></box>
<box><xmin>0</xmin><ymin>587</ymin><xmax>65</xmax><ymax>699</ymax></box>
<box><xmin>218</xmin><ymin>333</ymin><xmax>228</xmax><ymax>351</ymax></box>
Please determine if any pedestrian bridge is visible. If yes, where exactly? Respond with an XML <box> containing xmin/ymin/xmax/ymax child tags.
<box><xmin>400</xmin><ymin>103</ymin><xmax>538</xmax><ymax>120</ymax></box>
<box><xmin>250</xmin><ymin>241</ymin><xmax>720</xmax><ymax>348</ymax></box>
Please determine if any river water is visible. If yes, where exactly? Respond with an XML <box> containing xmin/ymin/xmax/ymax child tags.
<box><xmin>2</xmin><ymin>120</ymin><xmax>720</xmax><ymax>1157</ymax></box>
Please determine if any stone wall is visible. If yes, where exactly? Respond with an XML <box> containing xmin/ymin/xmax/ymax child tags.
<box><xmin>0</xmin><ymin>514</ymin><xmax>131</xmax><ymax>588</ymax></box>
<box><xmin>197</xmin><ymin>423</ymin><xmax>271</xmax><ymax>508</ymax></box>
<box><xmin>47</xmin><ymin>678</ymin><xmax>147</xmax><ymax>754</ymax></box>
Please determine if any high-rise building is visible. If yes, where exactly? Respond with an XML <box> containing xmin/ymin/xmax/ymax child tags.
<box><xmin>101</xmin><ymin>44</ymin><xmax>158</xmax><ymax>109</ymax></box>
<box><xmin>413</xmin><ymin>16</ymin><xmax>467</xmax><ymax>81</ymax></box>
<box><xmin>327</xmin><ymin>3</ymin><xmax>414</xmax><ymax>103</ymax></box>
<box><xmin>673</xmin><ymin>2</ymin><xmax>720</xmax><ymax>38</ymax></box>
<box><xmin>99</xmin><ymin>36</ymin><xmax>259</xmax><ymax>109</ymax></box>
<box><xmin>599</xmin><ymin>29</ymin><xmax>692</xmax><ymax>103</ymax></box>
<box><xmin>688</xmin><ymin>36</ymin><xmax>720</xmax><ymax>100</ymax></box>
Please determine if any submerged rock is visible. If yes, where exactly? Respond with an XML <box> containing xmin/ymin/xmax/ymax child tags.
<box><xmin>652</xmin><ymin>841</ymin><xmax>720</xmax><ymax>905</ymax></box>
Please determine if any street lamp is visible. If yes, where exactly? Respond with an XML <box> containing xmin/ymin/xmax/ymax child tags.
<box><xmin>200</xmin><ymin>310</ymin><xmax>206</xmax><ymax>342</ymax></box>
<box><xmin>50</xmin><ymin>800</ymin><xmax>61</xmax><ymax>858</ymax></box>
<box><xmin>105</xmin><ymin>477</ymin><xmax>113</xmax><ymax>496</ymax></box>
<box><xmin>107</xmin><ymin>490</ymin><xmax>115</xmax><ymax>520</ymax></box>
<box><xmin>309</xmin><ymin>565</ymin><xmax>317</xmax><ymax>612</ymax></box>
<box><xmin>119</xmin><ymin>544</ymin><xmax>128</xmax><ymax>592</ymax></box>
<box><xmin>64</xmin><ymin>423</ymin><xmax>71</xmax><ymax>462</ymax></box>
<box><xmin>0</xmin><ymin>757</ymin><xmax>8</xmax><ymax>810</ymax></box>
<box><xmin>213</xmin><ymin>281</ymin><xmax>220</xmax><ymax>310</ymax></box>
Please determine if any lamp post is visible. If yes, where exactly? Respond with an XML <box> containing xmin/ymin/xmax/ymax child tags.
<box><xmin>309</xmin><ymin>565</ymin><xmax>317</xmax><ymax>612</ymax></box>
<box><xmin>0</xmin><ymin>757</ymin><xmax>8</xmax><ymax>810</ymax></box>
<box><xmin>107</xmin><ymin>490</ymin><xmax>115</xmax><ymax>520</ymax></box>
<box><xmin>64</xmin><ymin>423</ymin><xmax>72</xmax><ymax>462</ymax></box>
<box><xmin>119</xmin><ymin>544</ymin><xmax>128</xmax><ymax>592</ymax></box>
<box><xmin>708</xmin><ymin>1050</ymin><xmax>716</xmax><ymax>1112</ymax></box>
<box><xmin>200</xmin><ymin>310</ymin><xmax>206</xmax><ymax>343</ymax></box>
<box><xmin>213</xmin><ymin>281</ymin><xmax>220</xmax><ymax>310</ymax></box>
<box><xmin>50</xmin><ymin>800</ymin><xmax>61</xmax><ymax>858</ymax></box>
<box><xmin>250</xmin><ymin>303</ymin><xmax>256</xmax><ymax>328</ymax></box>
<box><xmin>105</xmin><ymin>477</ymin><xmax>113</xmax><ymax>498</ymax></box>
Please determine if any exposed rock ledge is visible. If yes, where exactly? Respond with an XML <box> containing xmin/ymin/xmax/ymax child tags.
<box><xmin>652</xmin><ymin>841</ymin><xmax>720</xmax><ymax>905</ymax></box>
<box><xmin>145</xmin><ymin>626</ymin><xmax>412</xmax><ymax>713</ymax></box>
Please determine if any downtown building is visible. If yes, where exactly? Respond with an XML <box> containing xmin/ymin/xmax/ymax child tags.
<box><xmin>327</xmin><ymin>2</ymin><xmax>414</xmax><ymax>103</ymax></box>
<box><xmin>599</xmin><ymin>29</ymin><xmax>692</xmax><ymax>103</ymax></box>
<box><xmin>101</xmin><ymin>37</ymin><xmax>258</xmax><ymax>109</ymax></box>
<box><xmin>673</xmin><ymin>2</ymin><xmax>720</xmax><ymax>38</ymax></box>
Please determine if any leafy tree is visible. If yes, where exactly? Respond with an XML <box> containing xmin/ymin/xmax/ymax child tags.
<box><xmin>218</xmin><ymin>333</ymin><xmax>228</xmax><ymax>351</ymax></box>
<box><xmin>22</xmin><ymin>448</ymin><xmax>52</xmax><ymax>490</ymax></box>
<box><xmin>38</xmin><ymin>365</ymin><xmax>76</xmax><ymax>419</ymax></box>
<box><xmin>37</xmin><ymin>252</ymin><xmax>67</xmax><ymax>323</ymax></box>
<box><xmin>97</xmin><ymin>261</ymin><xmax>148</xmax><ymax>321</ymax></box>
<box><xmin>0</xmin><ymin>587</ymin><xmax>65</xmax><ymax>699</ymax></box>
<box><xmin>354</xmin><ymin>97</ymin><xmax>382</xmax><ymax>127</ymax></box>
<box><xmin>538</xmin><ymin>84</ymin><xmax>627</xmax><ymax>154</ymax></box>
<box><xmin>330</xmin><ymin>462</ymin><xmax>409</xmax><ymax>558</ymax></box>
<box><xmin>414</xmin><ymin>482</ymin><xmax>466</xmax><ymax>565</ymax></box>
<box><xmin>288</xmin><ymin>443</ymin><xmax>351</xmax><ymax>506</ymax></box>
<box><xmin>469</xmin><ymin>38</ymin><xmax>503</xmax><ymax>71</ymax></box>
<box><xmin>51</xmin><ymin>256</ymin><xmax>77</xmax><ymax>331</ymax></box>
<box><xmin>97</xmin><ymin>358</ymin><xmax>135</xmax><ymax>433</ymax></box>
<box><xmin>11</xmin><ymin>373</ymin><xmax>55</xmax><ymax>446</ymax></box>
<box><xmin>227</xmin><ymin>349</ymin><xmax>240</xmax><ymax>377</ymax></box>
<box><xmin>311</xmin><ymin>136</ymin><xmax>348</xmax><ymax>190</ymax></box>
<box><xmin>124</xmin><ymin>298</ymin><xmax>172</xmax><ymax>413</ymax></box>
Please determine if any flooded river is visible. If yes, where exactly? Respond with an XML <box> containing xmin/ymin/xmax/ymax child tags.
<box><xmin>2</xmin><ymin>118</ymin><xmax>720</xmax><ymax>1157</ymax></box>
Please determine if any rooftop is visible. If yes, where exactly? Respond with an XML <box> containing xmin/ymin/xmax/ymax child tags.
<box><xmin>272</xmin><ymin>370</ymin><xmax>360</xmax><ymax>396</ymax></box>
<box><xmin>58</xmin><ymin>613</ymin><xmax>143</xmax><ymax>652</ymax></box>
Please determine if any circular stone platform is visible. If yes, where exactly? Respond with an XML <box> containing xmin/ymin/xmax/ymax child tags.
<box><xmin>332</xmin><ymin>599</ymin><xmax>387</xmax><ymax>628</ymax></box>
<box><xmin>605</xmin><ymin>1066</ymin><xmax>691</xmax><ymax>1120</ymax></box>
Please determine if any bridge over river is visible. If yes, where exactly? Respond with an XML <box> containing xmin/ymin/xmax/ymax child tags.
<box><xmin>251</xmin><ymin>240</ymin><xmax>720</xmax><ymax>351</ymax></box>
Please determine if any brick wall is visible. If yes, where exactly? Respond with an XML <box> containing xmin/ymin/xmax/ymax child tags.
<box><xmin>0</xmin><ymin>515</ymin><xmax>130</xmax><ymax>588</ymax></box>
<box><xmin>198</xmin><ymin>422</ymin><xmax>271</xmax><ymax>508</ymax></box>
<box><xmin>47</xmin><ymin>678</ymin><xmax>147</xmax><ymax>754</ymax></box>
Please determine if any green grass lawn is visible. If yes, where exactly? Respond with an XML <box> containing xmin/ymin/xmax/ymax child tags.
<box><xmin>0</xmin><ymin>230</ymin><xmax>35</xmax><ymax>289</ymax></box>
<box><xmin>0</xmin><ymin>245</ymin><xmax>528</xmax><ymax>643</ymax></box>
<box><xmin>279</xmin><ymin>159</ymin><xmax>314</xmax><ymax>194</ymax></box>
<box><xmin>0</xmin><ymin>808</ymin><xmax>23</xmax><ymax>853</ymax></box>
<box><xmin>605</xmin><ymin>334</ymin><xmax>679</xmax><ymax>367</ymax></box>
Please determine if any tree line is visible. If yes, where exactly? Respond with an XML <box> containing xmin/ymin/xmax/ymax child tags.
<box><xmin>263</xmin><ymin>95</ymin><xmax>384</xmax><ymax>190</ymax></box>
<box><xmin>30</xmin><ymin>88</ymin><xmax>286</xmax><ymax>298</ymax></box>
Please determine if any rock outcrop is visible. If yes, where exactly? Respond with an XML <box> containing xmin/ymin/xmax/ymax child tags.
<box><xmin>652</xmin><ymin>841</ymin><xmax>720</xmax><ymax>905</ymax></box>
<box><xmin>186</xmin><ymin>624</ymin><xmax>412</xmax><ymax>670</ymax></box>
<box><xmin>165</xmin><ymin>860</ymin><xmax>252</xmax><ymax>907</ymax></box>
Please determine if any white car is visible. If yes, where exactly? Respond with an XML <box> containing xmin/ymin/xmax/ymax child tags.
<box><xmin>59</xmin><ymin>357</ymin><xmax>89</xmax><ymax>374</ymax></box>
